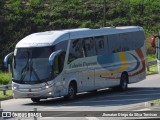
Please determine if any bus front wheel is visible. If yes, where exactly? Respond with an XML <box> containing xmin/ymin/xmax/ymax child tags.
<box><xmin>65</xmin><ymin>83</ymin><xmax>77</xmax><ymax>100</ymax></box>
<box><xmin>31</xmin><ymin>98</ymin><xmax>40</xmax><ymax>102</ymax></box>
<box><xmin>119</xmin><ymin>73</ymin><xmax>128</xmax><ymax>91</ymax></box>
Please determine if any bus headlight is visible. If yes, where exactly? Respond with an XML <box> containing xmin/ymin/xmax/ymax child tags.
<box><xmin>45</xmin><ymin>86</ymin><xmax>49</xmax><ymax>89</ymax></box>
<box><xmin>12</xmin><ymin>86</ymin><xmax>17</xmax><ymax>90</ymax></box>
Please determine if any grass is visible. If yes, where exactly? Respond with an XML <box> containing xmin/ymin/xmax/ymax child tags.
<box><xmin>150</xmin><ymin>99</ymin><xmax>160</xmax><ymax>104</ymax></box>
<box><xmin>0</xmin><ymin>72</ymin><xmax>12</xmax><ymax>101</ymax></box>
<box><xmin>146</xmin><ymin>64</ymin><xmax>158</xmax><ymax>75</ymax></box>
<box><xmin>0</xmin><ymin>71</ymin><xmax>10</xmax><ymax>85</ymax></box>
<box><xmin>0</xmin><ymin>90</ymin><xmax>13</xmax><ymax>101</ymax></box>
<box><xmin>147</xmin><ymin>54</ymin><xmax>157</xmax><ymax>61</ymax></box>
<box><xmin>146</xmin><ymin>54</ymin><xmax>158</xmax><ymax>75</ymax></box>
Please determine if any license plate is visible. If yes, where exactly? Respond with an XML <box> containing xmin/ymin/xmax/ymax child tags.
<box><xmin>27</xmin><ymin>94</ymin><xmax>34</xmax><ymax>97</ymax></box>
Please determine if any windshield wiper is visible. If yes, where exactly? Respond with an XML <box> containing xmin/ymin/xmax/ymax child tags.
<box><xmin>29</xmin><ymin>59</ymin><xmax>40</xmax><ymax>82</ymax></box>
<box><xmin>20</xmin><ymin>52</ymin><xmax>30</xmax><ymax>83</ymax></box>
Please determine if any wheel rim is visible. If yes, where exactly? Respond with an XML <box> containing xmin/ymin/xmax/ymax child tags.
<box><xmin>69</xmin><ymin>87</ymin><xmax>74</xmax><ymax>98</ymax></box>
<box><xmin>121</xmin><ymin>74</ymin><xmax>127</xmax><ymax>90</ymax></box>
<box><xmin>122</xmin><ymin>79</ymin><xmax>127</xmax><ymax>89</ymax></box>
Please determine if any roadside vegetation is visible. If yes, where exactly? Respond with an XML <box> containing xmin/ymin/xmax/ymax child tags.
<box><xmin>0</xmin><ymin>90</ymin><xmax>13</xmax><ymax>101</ymax></box>
<box><xmin>150</xmin><ymin>99</ymin><xmax>160</xmax><ymax>104</ymax></box>
<box><xmin>147</xmin><ymin>54</ymin><xmax>157</xmax><ymax>61</ymax></box>
<box><xmin>146</xmin><ymin>54</ymin><xmax>158</xmax><ymax>75</ymax></box>
<box><xmin>0</xmin><ymin>71</ymin><xmax>12</xmax><ymax>101</ymax></box>
<box><xmin>0</xmin><ymin>71</ymin><xmax>10</xmax><ymax>85</ymax></box>
<box><xmin>147</xmin><ymin>64</ymin><xmax>158</xmax><ymax>75</ymax></box>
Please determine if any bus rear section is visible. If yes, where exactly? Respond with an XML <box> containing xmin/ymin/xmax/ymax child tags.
<box><xmin>66</xmin><ymin>27</ymin><xmax>146</xmax><ymax>94</ymax></box>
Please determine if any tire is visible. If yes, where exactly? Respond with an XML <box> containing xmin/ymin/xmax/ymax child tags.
<box><xmin>66</xmin><ymin>83</ymin><xmax>76</xmax><ymax>100</ymax></box>
<box><xmin>31</xmin><ymin>98</ymin><xmax>40</xmax><ymax>102</ymax></box>
<box><xmin>119</xmin><ymin>73</ymin><xmax>128</xmax><ymax>91</ymax></box>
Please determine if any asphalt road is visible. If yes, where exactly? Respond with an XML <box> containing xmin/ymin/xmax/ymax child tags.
<box><xmin>1</xmin><ymin>74</ymin><xmax>160</xmax><ymax>120</ymax></box>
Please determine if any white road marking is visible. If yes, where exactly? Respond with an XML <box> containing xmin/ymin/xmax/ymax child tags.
<box><xmin>86</xmin><ymin>117</ymin><xmax>100</xmax><ymax>120</ymax></box>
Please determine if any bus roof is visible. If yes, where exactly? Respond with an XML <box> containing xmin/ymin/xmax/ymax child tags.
<box><xmin>16</xmin><ymin>26</ymin><xmax>143</xmax><ymax>48</ymax></box>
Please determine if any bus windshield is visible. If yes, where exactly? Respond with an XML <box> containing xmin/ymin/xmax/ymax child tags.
<box><xmin>12</xmin><ymin>47</ymin><xmax>53</xmax><ymax>84</ymax></box>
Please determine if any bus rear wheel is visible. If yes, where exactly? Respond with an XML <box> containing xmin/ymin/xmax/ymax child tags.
<box><xmin>119</xmin><ymin>73</ymin><xmax>128</xmax><ymax>91</ymax></box>
<box><xmin>31</xmin><ymin>98</ymin><xmax>40</xmax><ymax>102</ymax></box>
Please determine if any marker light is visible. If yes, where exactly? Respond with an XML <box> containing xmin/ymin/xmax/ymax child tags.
<box><xmin>12</xmin><ymin>86</ymin><xmax>17</xmax><ymax>90</ymax></box>
<box><xmin>151</xmin><ymin>36</ymin><xmax>155</xmax><ymax>48</ymax></box>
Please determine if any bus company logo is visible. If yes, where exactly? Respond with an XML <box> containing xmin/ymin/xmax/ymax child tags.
<box><xmin>2</xmin><ymin>112</ymin><xmax>11</xmax><ymax>117</ymax></box>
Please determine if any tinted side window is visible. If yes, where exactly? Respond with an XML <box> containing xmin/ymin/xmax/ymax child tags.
<box><xmin>108</xmin><ymin>34</ymin><xmax>120</xmax><ymax>53</ymax></box>
<box><xmin>95</xmin><ymin>36</ymin><xmax>106</xmax><ymax>55</ymax></box>
<box><xmin>120</xmin><ymin>32</ymin><xmax>144</xmax><ymax>51</ymax></box>
<box><xmin>55</xmin><ymin>41</ymin><xmax>68</xmax><ymax>51</ymax></box>
<box><xmin>82</xmin><ymin>37</ymin><xmax>96</xmax><ymax>57</ymax></box>
<box><xmin>52</xmin><ymin>41</ymin><xmax>68</xmax><ymax>72</ymax></box>
<box><xmin>108</xmin><ymin>31</ymin><xmax>145</xmax><ymax>53</ymax></box>
<box><xmin>68</xmin><ymin>39</ymin><xmax>84</xmax><ymax>63</ymax></box>
<box><xmin>119</xmin><ymin>33</ymin><xmax>130</xmax><ymax>51</ymax></box>
<box><xmin>131</xmin><ymin>31</ymin><xmax>144</xmax><ymax>49</ymax></box>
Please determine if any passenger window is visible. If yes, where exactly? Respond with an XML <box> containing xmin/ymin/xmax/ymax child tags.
<box><xmin>68</xmin><ymin>39</ymin><xmax>84</xmax><ymax>63</ymax></box>
<box><xmin>108</xmin><ymin>34</ymin><xmax>120</xmax><ymax>53</ymax></box>
<box><xmin>131</xmin><ymin>31</ymin><xmax>144</xmax><ymax>49</ymax></box>
<box><xmin>98</xmin><ymin>40</ymin><xmax>104</xmax><ymax>49</ymax></box>
<box><xmin>55</xmin><ymin>41</ymin><xmax>68</xmax><ymax>51</ymax></box>
<box><xmin>95</xmin><ymin>36</ymin><xmax>106</xmax><ymax>55</ymax></box>
<box><xmin>82</xmin><ymin>37</ymin><xmax>96</xmax><ymax>57</ymax></box>
<box><xmin>119</xmin><ymin>33</ymin><xmax>130</xmax><ymax>51</ymax></box>
<box><xmin>108</xmin><ymin>32</ymin><xmax>144</xmax><ymax>53</ymax></box>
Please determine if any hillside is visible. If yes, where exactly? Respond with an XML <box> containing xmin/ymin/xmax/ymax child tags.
<box><xmin>0</xmin><ymin>0</ymin><xmax>160</xmax><ymax>69</ymax></box>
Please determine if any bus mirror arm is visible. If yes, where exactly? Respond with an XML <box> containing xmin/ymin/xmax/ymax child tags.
<box><xmin>4</xmin><ymin>52</ymin><xmax>14</xmax><ymax>68</ymax></box>
<box><xmin>49</xmin><ymin>50</ymin><xmax>62</xmax><ymax>66</ymax></box>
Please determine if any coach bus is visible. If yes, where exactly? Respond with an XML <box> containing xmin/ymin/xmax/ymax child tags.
<box><xmin>4</xmin><ymin>26</ymin><xmax>146</xmax><ymax>102</ymax></box>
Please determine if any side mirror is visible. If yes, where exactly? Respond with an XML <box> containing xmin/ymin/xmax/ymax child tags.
<box><xmin>49</xmin><ymin>50</ymin><xmax>62</xmax><ymax>65</ymax></box>
<box><xmin>4</xmin><ymin>52</ymin><xmax>14</xmax><ymax>68</ymax></box>
<box><xmin>151</xmin><ymin>36</ymin><xmax>155</xmax><ymax>48</ymax></box>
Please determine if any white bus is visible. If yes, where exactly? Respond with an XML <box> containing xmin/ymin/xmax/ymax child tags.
<box><xmin>4</xmin><ymin>26</ymin><xmax>146</xmax><ymax>102</ymax></box>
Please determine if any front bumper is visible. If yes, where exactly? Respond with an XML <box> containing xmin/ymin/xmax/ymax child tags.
<box><xmin>13</xmin><ymin>87</ymin><xmax>54</xmax><ymax>98</ymax></box>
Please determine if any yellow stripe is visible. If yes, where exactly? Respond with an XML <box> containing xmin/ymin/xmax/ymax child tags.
<box><xmin>84</xmin><ymin>52</ymin><xmax>128</xmax><ymax>77</ymax></box>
